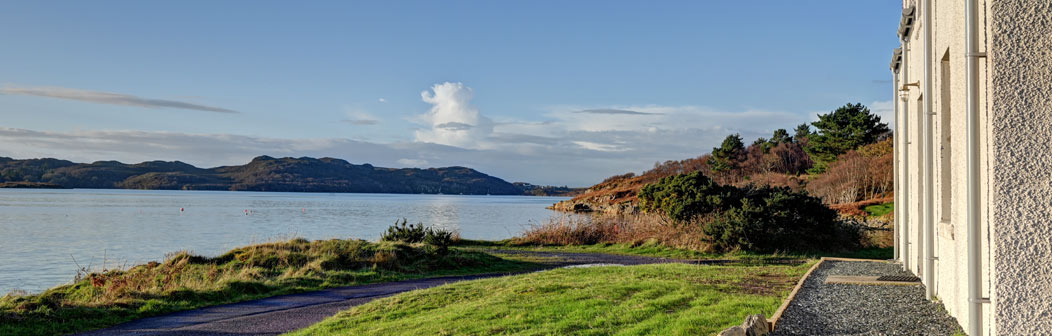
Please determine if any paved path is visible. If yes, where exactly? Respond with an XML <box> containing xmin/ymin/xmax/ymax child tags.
<box><xmin>77</xmin><ymin>250</ymin><xmax>711</xmax><ymax>336</ymax></box>
<box><xmin>771</xmin><ymin>260</ymin><xmax>963</xmax><ymax>336</ymax></box>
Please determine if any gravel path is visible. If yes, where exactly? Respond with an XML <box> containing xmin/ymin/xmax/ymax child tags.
<box><xmin>75</xmin><ymin>250</ymin><xmax>723</xmax><ymax>336</ymax></box>
<box><xmin>771</xmin><ymin>260</ymin><xmax>963</xmax><ymax>336</ymax></box>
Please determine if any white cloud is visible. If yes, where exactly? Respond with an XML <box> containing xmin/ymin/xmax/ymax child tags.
<box><xmin>573</xmin><ymin>141</ymin><xmax>629</xmax><ymax>152</ymax></box>
<box><xmin>413</xmin><ymin>82</ymin><xmax>494</xmax><ymax>149</ymax></box>
<box><xmin>342</xmin><ymin>109</ymin><xmax>380</xmax><ymax>126</ymax></box>
<box><xmin>378</xmin><ymin>98</ymin><xmax>386</xmax><ymax>103</ymax></box>
<box><xmin>0</xmin><ymin>85</ymin><xmax>237</xmax><ymax>113</ymax></box>
<box><xmin>397</xmin><ymin>158</ymin><xmax>429</xmax><ymax>166</ymax></box>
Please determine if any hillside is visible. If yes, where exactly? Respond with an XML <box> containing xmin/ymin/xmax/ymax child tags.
<box><xmin>552</xmin><ymin>103</ymin><xmax>893</xmax><ymax>214</ymax></box>
<box><xmin>0</xmin><ymin>156</ymin><xmax>525</xmax><ymax>195</ymax></box>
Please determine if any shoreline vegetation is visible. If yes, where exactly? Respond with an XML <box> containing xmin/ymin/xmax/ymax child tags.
<box><xmin>0</xmin><ymin>233</ymin><xmax>542</xmax><ymax>336</ymax></box>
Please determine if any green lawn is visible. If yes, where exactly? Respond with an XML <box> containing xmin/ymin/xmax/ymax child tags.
<box><xmin>864</xmin><ymin>202</ymin><xmax>894</xmax><ymax>217</ymax></box>
<box><xmin>287</xmin><ymin>261</ymin><xmax>815</xmax><ymax>336</ymax></box>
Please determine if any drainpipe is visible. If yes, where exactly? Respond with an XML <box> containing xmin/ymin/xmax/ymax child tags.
<box><xmin>892</xmin><ymin>69</ymin><xmax>900</xmax><ymax>262</ymax></box>
<box><xmin>966</xmin><ymin>0</ymin><xmax>986</xmax><ymax>334</ymax></box>
<box><xmin>922</xmin><ymin>0</ymin><xmax>936</xmax><ymax>301</ymax></box>
<box><xmin>900</xmin><ymin>40</ymin><xmax>911</xmax><ymax>272</ymax></box>
<box><xmin>893</xmin><ymin>70</ymin><xmax>901</xmax><ymax>262</ymax></box>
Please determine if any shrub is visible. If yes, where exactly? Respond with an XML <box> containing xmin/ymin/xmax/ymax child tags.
<box><xmin>380</xmin><ymin>219</ymin><xmax>457</xmax><ymax>254</ymax></box>
<box><xmin>423</xmin><ymin>228</ymin><xmax>456</xmax><ymax>254</ymax></box>
<box><xmin>381</xmin><ymin>219</ymin><xmax>427</xmax><ymax>243</ymax></box>
<box><xmin>703</xmin><ymin>186</ymin><xmax>860</xmax><ymax>253</ymax></box>
<box><xmin>638</xmin><ymin>171</ymin><xmax>737</xmax><ymax>221</ymax></box>
<box><xmin>637</xmin><ymin>171</ymin><xmax>862</xmax><ymax>253</ymax></box>
<box><xmin>806</xmin><ymin>139</ymin><xmax>893</xmax><ymax>204</ymax></box>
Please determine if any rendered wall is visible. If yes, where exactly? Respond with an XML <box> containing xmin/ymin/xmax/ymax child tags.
<box><xmin>988</xmin><ymin>0</ymin><xmax>1052</xmax><ymax>334</ymax></box>
<box><xmin>897</xmin><ymin>0</ymin><xmax>994</xmax><ymax>334</ymax></box>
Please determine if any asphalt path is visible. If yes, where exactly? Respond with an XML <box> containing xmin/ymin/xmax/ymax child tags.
<box><xmin>76</xmin><ymin>250</ymin><xmax>713</xmax><ymax>336</ymax></box>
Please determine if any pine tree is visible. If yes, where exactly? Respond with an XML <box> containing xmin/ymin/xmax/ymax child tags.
<box><xmin>805</xmin><ymin>103</ymin><xmax>890</xmax><ymax>173</ymax></box>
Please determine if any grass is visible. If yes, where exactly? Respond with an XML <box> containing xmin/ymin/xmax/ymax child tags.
<box><xmin>287</xmin><ymin>261</ymin><xmax>815</xmax><ymax>336</ymax></box>
<box><xmin>0</xmin><ymin>238</ymin><xmax>542</xmax><ymax>336</ymax></box>
<box><xmin>458</xmin><ymin>239</ymin><xmax>810</xmax><ymax>264</ymax></box>
<box><xmin>864</xmin><ymin>202</ymin><xmax>894</xmax><ymax>217</ymax></box>
<box><xmin>457</xmin><ymin>238</ymin><xmax>719</xmax><ymax>259</ymax></box>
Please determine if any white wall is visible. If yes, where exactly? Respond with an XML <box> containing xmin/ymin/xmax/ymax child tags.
<box><xmin>988</xmin><ymin>0</ymin><xmax>1052</xmax><ymax>334</ymax></box>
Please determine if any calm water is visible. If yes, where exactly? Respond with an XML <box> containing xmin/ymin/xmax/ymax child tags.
<box><xmin>0</xmin><ymin>189</ymin><xmax>568</xmax><ymax>294</ymax></box>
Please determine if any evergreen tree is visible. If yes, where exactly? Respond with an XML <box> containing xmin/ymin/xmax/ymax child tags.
<box><xmin>805</xmin><ymin>103</ymin><xmax>890</xmax><ymax>173</ymax></box>
<box><xmin>770</xmin><ymin>128</ymin><xmax>792</xmax><ymax>144</ymax></box>
<box><xmin>709</xmin><ymin>134</ymin><xmax>745</xmax><ymax>172</ymax></box>
<box><xmin>793</xmin><ymin>124</ymin><xmax>812</xmax><ymax>142</ymax></box>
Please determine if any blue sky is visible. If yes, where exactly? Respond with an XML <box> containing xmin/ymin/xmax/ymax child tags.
<box><xmin>0</xmin><ymin>1</ymin><xmax>901</xmax><ymax>186</ymax></box>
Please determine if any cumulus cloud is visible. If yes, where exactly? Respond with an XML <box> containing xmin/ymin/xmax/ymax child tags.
<box><xmin>0</xmin><ymin>85</ymin><xmax>238</xmax><ymax>113</ymax></box>
<box><xmin>414</xmin><ymin>82</ymin><xmax>494</xmax><ymax>149</ymax></box>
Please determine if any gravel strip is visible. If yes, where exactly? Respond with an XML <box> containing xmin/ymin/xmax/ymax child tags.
<box><xmin>771</xmin><ymin>260</ymin><xmax>963</xmax><ymax>336</ymax></box>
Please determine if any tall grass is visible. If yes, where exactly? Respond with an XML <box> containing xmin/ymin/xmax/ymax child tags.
<box><xmin>515</xmin><ymin>214</ymin><xmax>713</xmax><ymax>252</ymax></box>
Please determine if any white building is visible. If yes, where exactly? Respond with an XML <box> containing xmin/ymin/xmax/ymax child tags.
<box><xmin>891</xmin><ymin>1</ymin><xmax>1052</xmax><ymax>335</ymax></box>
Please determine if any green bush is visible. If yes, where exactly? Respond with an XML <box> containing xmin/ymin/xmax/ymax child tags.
<box><xmin>381</xmin><ymin>219</ymin><xmax>427</xmax><ymax>243</ymax></box>
<box><xmin>703</xmin><ymin>186</ymin><xmax>860</xmax><ymax>253</ymax></box>
<box><xmin>381</xmin><ymin>219</ymin><xmax>456</xmax><ymax>254</ymax></box>
<box><xmin>639</xmin><ymin>171</ymin><xmax>861</xmax><ymax>253</ymax></box>
<box><xmin>638</xmin><ymin>171</ymin><xmax>737</xmax><ymax>221</ymax></box>
<box><xmin>423</xmin><ymin>229</ymin><xmax>455</xmax><ymax>254</ymax></box>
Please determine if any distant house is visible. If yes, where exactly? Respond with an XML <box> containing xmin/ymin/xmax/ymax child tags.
<box><xmin>890</xmin><ymin>1</ymin><xmax>1051</xmax><ymax>335</ymax></box>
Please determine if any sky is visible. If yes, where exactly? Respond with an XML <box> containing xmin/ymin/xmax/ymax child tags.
<box><xmin>0</xmin><ymin>1</ymin><xmax>902</xmax><ymax>186</ymax></box>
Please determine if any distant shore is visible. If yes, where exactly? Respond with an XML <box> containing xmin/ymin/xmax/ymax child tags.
<box><xmin>0</xmin><ymin>182</ymin><xmax>66</xmax><ymax>189</ymax></box>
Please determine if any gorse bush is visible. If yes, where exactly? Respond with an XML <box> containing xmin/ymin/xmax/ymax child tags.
<box><xmin>381</xmin><ymin>218</ymin><xmax>427</xmax><ymax>243</ymax></box>
<box><xmin>638</xmin><ymin>172</ymin><xmax>860</xmax><ymax>253</ymax></box>
<box><xmin>704</xmin><ymin>186</ymin><xmax>858</xmax><ymax>253</ymax></box>
<box><xmin>423</xmin><ymin>229</ymin><xmax>455</xmax><ymax>254</ymax></box>
<box><xmin>381</xmin><ymin>219</ymin><xmax>457</xmax><ymax>254</ymax></box>
<box><xmin>638</xmin><ymin>172</ymin><xmax>737</xmax><ymax>221</ymax></box>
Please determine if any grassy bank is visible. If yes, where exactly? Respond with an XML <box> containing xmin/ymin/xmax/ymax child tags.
<box><xmin>0</xmin><ymin>238</ymin><xmax>541</xmax><ymax>336</ymax></box>
<box><xmin>288</xmin><ymin>261</ymin><xmax>815</xmax><ymax>336</ymax></box>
